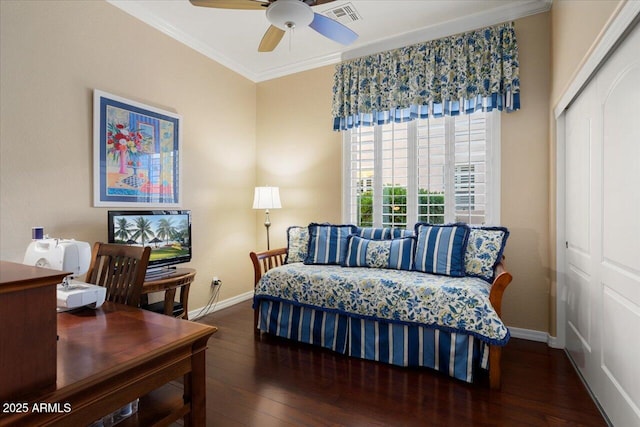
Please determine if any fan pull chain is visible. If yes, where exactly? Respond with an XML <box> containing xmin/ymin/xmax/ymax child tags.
<box><xmin>289</xmin><ymin>27</ymin><xmax>294</xmax><ymax>52</ymax></box>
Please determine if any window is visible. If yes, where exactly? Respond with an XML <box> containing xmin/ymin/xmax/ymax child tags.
<box><xmin>455</xmin><ymin>164</ymin><xmax>476</xmax><ymax>211</ymax></box>
<box><xmin>342</xmin><ymin>111</ymin><xmax>500</xmax><ymax>228</ymax></box>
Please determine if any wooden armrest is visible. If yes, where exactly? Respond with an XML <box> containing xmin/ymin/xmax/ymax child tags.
<box><xmin>488</xmin><ymin>257</ymin><xmax>513</xmax><ymax>390</ymax></box>
<box><xmin>249</xmin><ymin>247</ymin><xmax>287</xmax><ymax>287</ymax></box>
<box><xmin>489</xmin><ymin>258</ymin><xmax>513</xmax><ymax>318</ymax></box>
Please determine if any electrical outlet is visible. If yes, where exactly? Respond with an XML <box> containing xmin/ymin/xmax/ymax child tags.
<box><xmin>211</xmin><ymin>277</ymin><xmax>222</xmax><ymax>288</ymax></box>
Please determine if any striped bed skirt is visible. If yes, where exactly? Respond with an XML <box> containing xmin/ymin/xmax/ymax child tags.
<box><xmin>257</xmin><ymin>300</ymin><xmax>490</xmax><ymax>383</ymax></box>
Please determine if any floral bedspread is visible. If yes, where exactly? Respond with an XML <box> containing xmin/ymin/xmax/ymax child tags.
<box><xmin>254</xmin><ymin>263</ymin><xmax>509</xmax><ymax>345</ymax></box>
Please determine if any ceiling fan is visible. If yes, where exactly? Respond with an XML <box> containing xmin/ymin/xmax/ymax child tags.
<box><xmin>189</xmin><ymin>0</ymin><xmax>358</xmax><ymax>52</ymax></box>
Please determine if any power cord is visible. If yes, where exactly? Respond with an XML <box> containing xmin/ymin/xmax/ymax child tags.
<box><xmin>190</xmin><ymin>280</ymin><xmax>222</xmax><ymax>321</ymax></box>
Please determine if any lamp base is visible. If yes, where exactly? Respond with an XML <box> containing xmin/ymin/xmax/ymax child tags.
<box><xmin>264</xmin><ymin>210</ymin><xmax>271</xmax><ymax>250</ymax></box>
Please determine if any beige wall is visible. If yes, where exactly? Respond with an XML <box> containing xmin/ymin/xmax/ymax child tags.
<box><xmin>0</xmin><ymin>0</ymin><xmax>258</xmax><ymax>309</ymax></box>
<box><xmin>255</xmin><ymin>67</ymin><xmax>342</xmax><ymax>250</ymax></box>
<box><xmin>551</xmin><ymin>0</ymin><xmax>623</xmax><ymax>105</ymax></box>
<box><xmin>499</xmin><ymin>12</ymin><xmax>552</xmax><ymax>331</ymax></box>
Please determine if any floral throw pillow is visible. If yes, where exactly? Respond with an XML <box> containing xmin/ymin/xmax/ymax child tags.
<box><xmin>285</xmin><ymin>226</ymin><xmax>309</xmax><ymax>264</ymax></box>
<box><xmin>464</xmin><ymin>226</ymin><xmax>510</xmax><ymax>282</ymax></box>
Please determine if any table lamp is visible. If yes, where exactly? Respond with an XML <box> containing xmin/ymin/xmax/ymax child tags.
<box><xmin>253</xmin><ymin>186</ymin><xmax>281</xmax><ymax>250</ymax></box>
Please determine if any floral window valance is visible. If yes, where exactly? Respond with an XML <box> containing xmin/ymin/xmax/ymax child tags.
<box><xmin>332</xmin><ymin>22</ymin><xmax>520</xmax><ymax>131</ymax></box>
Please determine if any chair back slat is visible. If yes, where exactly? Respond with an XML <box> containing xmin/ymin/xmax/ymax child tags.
<box><xmin>85</xmin><ymin>243</ymin><xmax>151</xmax><ymax>307</ymax></box>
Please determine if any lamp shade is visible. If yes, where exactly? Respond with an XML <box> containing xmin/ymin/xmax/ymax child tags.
<box><xmin>253</xmin><ymin>187</ymin><xmax>282</xmax><ymax>209</ymax></box>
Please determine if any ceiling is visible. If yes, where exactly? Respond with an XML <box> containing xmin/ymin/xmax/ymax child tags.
<box><xmin>107</xmin><ymin>0</ymin><xmax>551</xmax><ymax>83</ymax></box>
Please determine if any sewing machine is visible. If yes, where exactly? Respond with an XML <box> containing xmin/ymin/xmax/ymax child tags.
<box><xmin>23</xmin><ymin>238</ymin><xmax>106</xmax><ymax>310</ymax></box>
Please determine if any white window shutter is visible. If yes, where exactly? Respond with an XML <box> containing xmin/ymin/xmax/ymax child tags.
<box><xmin>342</xmin><ymin>111</ymin><xmax>500</xmax><ymax>227</ymax></box>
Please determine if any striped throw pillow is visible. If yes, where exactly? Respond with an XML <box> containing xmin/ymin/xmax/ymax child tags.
<box><xmin>413</xmin><ymin>223</ymin><xmax>470</xmax><ymax>276</ymax></box>
<box><xmin>356</xmin><ymin>227</ymin><xmax>414</xmax><ymax>240</ymax></box>
<box><xmin>304</xmin><ymin>223</ymin><xmax>357</xmax><ymax>265</ymax></box>
<box><xmin>343</xmin><ymin>235</ymin><xmax>415</xmax><ymax>270</ymax></box>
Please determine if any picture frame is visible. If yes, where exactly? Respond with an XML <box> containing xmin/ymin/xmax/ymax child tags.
<box><xmin>93</xmin><ymin>90</ymin><xmax>182</xmax><ymax>207</ymax></box>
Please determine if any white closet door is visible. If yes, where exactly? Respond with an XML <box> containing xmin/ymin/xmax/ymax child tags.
<box><xmin>564</xmin><ymin>22</ymin><xmax>640</xmax><ymax>427</ymax></box>
<box><xmin>564</xmin><ymin>78</ymin><xmax>600</xmax><ymax>388</ymax></box>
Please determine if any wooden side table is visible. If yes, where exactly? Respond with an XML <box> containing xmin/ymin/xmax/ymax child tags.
<box><xmin>142</xmin><ymin>267</ymin><xmax>196</xmax><ymax>319</ymax></box>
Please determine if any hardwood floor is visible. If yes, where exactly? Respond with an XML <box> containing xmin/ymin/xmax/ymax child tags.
<box><xmin>195</xmin><ymin>300</ymin><xmax>607</xmax><ymax>426</ymax></box>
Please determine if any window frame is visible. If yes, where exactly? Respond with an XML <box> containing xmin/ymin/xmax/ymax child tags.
<box><xmin>342</xmin><ymin>111</ymin><xmax>501</xmax><ymax>228</ymax></box>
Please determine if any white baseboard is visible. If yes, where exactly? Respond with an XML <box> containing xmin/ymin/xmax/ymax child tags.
<box><xmin>546</xmin><ymin>334</ymin><xmax>562</xmax><ymax>349</ymax></box>
<box><xmin>509</xmin><ymin>326</ymin><xmax>547</xmax><ymax>342</ymax></box>
<box><xmin>509</xmin><ymin>326</ymin><xmax>563</xmax><ymax>349</ymax></box>
<box><xmin>187</xmin><ymin>290</ymin><xmax>253</xmax><ymax>320</ymax></box>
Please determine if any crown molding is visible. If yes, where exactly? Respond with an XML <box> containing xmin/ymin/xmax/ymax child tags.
<box><xmin>255</xmin><ymin>50</ymin><xmax>343</xmax><ymax>82</ymax></box>
<box><xmin>107</xmin><ymin>0</ymin><xmax>551</xmax><ymax>83</ymax></box>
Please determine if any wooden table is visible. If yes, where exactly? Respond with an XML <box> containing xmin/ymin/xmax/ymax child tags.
<box><xmin>0</xmin><ymin>302</ymin><xmax>217</xmax><ymax>426</ymax></box>
<box><xmin>142</xmin><ymin>267</ymin><xmax>196</xmax><ymax>319</ymax></box>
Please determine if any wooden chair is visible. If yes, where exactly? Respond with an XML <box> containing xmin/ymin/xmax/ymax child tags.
<box><xmin>85</xmin><ymin>242</ymin><xmax>151</xmax><ymax>307</ymax></box>
<box><xmin>142</xmin><ymin>271</ymin><xmax>196</xmax><ymax>319</ymax></box>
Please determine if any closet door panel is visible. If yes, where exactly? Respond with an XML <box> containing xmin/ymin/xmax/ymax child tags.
<box><xmin>601</xmin><ymin>65</ymin><xmax>640</xmax><ymax>275</ymax></box>
<box><xmin>564</xmin><ymin>84</ymin><xmax>596</xmax><ymax>372</ymax></box>
<box><xmin>593</xmin><ymin>22</ymin><xmax>640</xmax><ymax>427</ymax></box>
<box><xmin>600</xmin><ymin>283</ymin><xmax>640</xmax><ymax>424</ymax></box>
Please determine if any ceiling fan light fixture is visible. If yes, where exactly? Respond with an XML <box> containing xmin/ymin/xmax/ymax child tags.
<box><xmin>266</xmin><ymin>0</ymin><xmax>313</xmax><ymax>31</ymax></box>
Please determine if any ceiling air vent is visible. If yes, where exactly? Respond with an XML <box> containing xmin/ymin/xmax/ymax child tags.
<box><xmin>322</xmin><ymin>2</ymin><xmax>361</xmax><ymax>24</ymax></box>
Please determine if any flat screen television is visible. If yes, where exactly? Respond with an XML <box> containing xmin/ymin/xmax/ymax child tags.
<box><xmin>107</xmin><ymin>210</ymin><xmax>192</xmax><ymax>272</ymax></box>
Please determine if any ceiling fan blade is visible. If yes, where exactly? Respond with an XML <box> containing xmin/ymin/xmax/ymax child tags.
<box><xmin>189</xmin><ymin>0</ymin><xmax>267</xmax><ymax>10</ymax></box>
<box><xmin>309</xmin><ymin>13</ymin><xmax>358</xmax><ymax>45</ymax></box>
<box><xmin>307</xmin><ymin>0</ymin><xmax>336</xmax><ymax>5</ymax></box>
<box><xmin>258</xmin><ymin>25</ymin><xmax>286</xmax><ymax>52</ymax></box>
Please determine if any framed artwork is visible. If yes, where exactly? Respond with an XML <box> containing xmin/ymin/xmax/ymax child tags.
<box><xmin>93</xmin><ymin>90</ymin><xmax>182</xmax><ymax>207</ymax></box>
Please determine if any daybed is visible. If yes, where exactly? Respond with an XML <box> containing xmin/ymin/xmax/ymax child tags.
<box><xmin>251</xmin><ymin>223</ymin><xmax>512</xmax><ymax>389</ymax></box>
